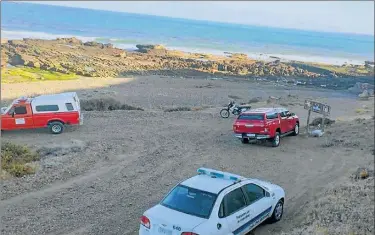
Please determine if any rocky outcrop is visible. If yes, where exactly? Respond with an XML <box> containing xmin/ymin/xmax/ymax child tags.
<box><xmin>1</xmin><ymin>39</ymin><xmax>7</xmax><ymax>69</ymax></box>
<box><xmin>348</xmin><ymin>82</ymin><xmax>375</xmax><ymax>94</ymax></box>
<box><xmin>3</xmin><ymin>38</ymin><xmax>374</xmax><ymax>80</ymax></box>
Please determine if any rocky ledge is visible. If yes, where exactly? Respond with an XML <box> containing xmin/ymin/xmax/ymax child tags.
<box><xmin>1</xmin><ymin>37</ymin><xmax>374</xmax><ymax>81</ymax></box>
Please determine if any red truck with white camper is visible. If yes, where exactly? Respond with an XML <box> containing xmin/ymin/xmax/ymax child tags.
<box><xmin>233</xmin><ymin>107</ymin><xmax>300</xmax><ymax>147</ymax></box>
<box><xmin>1</xmin><ymin>92</ymin><xmax>83</xmax><ymax>134</ymax></box>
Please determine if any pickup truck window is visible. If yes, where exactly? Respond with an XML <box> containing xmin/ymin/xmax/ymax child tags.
<box><xmin>279</xmin><ymin>110</ymin><xmax>290</xmax><ymax>118</ymax></box>
<box><xmin>65</xmin><ymin>103</ymin><xmax>74</xmax><ymax>111</ymax></box>
<box><xmin>14</xmin><ymin>106</ymin><xmax>27</xmax><ymax>115</ymax></box>
<box><xmin>36</xmin><ymin>105</ymin><xmax>59</xmax><ymax>112</ymax></box>
<box><xmin>238</xmin><ymin>114</ymin><xmax>264</xmax><ymax>120</ymax></box>
<box><xmin>266</xmin><ymin>113</ymin><xmax>278</xmax><ymax>119</ymax></box>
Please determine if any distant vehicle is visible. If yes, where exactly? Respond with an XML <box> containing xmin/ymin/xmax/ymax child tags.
<box><xmin>233</xmin><ymin>107</ymin><xmax>299</xmax><ymax>147</ymax></box>
<box><xmin>1</xmin><ymin>92</ymin><xmax>83</xmax><ymax>134</ymax></box>
<box><xmin>139</xmin><ymin>168</ymin><xmax>285</xmax><ymax>235</ymax></box>
<box><xmin>220</xmin><ymin>101</ymin><xmax>251</xmax><ymax>118</ymax></box>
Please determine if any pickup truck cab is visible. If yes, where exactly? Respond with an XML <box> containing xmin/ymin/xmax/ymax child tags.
<box><xmin>1</xmin><ymin>92</ymin><xmax>83</xmax><ymax>134</ymax></box>
<box><xmin>233</xmin><ymin>107</ymin><xmax>299</xmax><ymax>147</ymax></box>
<box><xmin>139</xmin><ymin>168</ymin><xmax>285</xmax><ymax>235</ymax></box>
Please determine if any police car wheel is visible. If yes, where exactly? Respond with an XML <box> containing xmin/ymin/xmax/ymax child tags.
<box><xmin>269</xmin><ymin>200</ymin><xmax>284</xmax><ymax>223</ymax></box>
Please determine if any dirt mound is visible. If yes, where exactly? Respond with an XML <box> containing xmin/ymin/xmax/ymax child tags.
<box><xmin>282</xmin><ymin>169</ymin><xmax>374</xmax><ymax>235</ymax></box>
<box><xmin>81</xmin><ymin>98</ymin><xmax>144</xmax><ymax>111</ymax></box>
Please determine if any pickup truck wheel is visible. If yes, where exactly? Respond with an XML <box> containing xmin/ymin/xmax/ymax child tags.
<box><xmin>49</xmin><ymin>122</ymin><xmax>64</xmax><ymax>134</ymax></box>
<box><xmin>271</xmin><ymin>132</ymin><xmax>280</xmax><ymax>147</ymax></box>
<box><xmin>241</xmin><ymin>138</ymin><xmax>249</xmax><ymax>144</ymax></box>
<box><xmin>292</xmin><ymin>123</ymin><xmax>299</xmax><ymax>136</ymax></box>
<box><xmin>269</xmin><ymin>199</ymin><xmax>283</xmax><ymax>223</ymax></box>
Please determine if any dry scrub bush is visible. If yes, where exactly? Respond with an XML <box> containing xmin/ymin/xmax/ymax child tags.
<box><xmin>1</xmin><ymin>142</ymin><xmax>40</xmax><ymax>177</ymax></box>
<box><xmin>81</xmin><ymin>98</ymin><xmax>144</xmax><ymax>111</ymax></box>
<box><xmin>228</xmin><ymin>95</ymin><xmax>242</xmax><ymax>100</ymax></box>
<box><xmin>320</xmin><ymin>138</ymin><xmax>360</xmax><ymax>148</ymax></box>
<box><xmin>164</xmin><ymin>107</ymin><xmax>192</xmax><ymax>112</ymax></box>
<box><xmin>248</xmin><ymin>97</ymin><xmax>261</xmax><ymax>103</ymax></box>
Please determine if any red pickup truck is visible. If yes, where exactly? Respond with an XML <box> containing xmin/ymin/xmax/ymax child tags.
<box><xmin>233</xmin><ymin>107</ymin><xmax>299</xmax><ymax>147</ymax></box>
<box><xmin>1</xmin><ymin>92</ymin><xmax>83</xmax><ymax>134</ymax></box>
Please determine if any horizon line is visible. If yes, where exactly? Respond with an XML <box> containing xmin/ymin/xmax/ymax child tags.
<box><xmin>11</xmin><ymin>1</ymin><xmax>375</xmax><ymax>37</ymax></box>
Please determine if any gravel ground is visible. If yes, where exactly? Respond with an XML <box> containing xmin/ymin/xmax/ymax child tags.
<box><xmin>1</xmin><ymin>76</ymin><xmax>374</xmax><ymax>235</ymax></box>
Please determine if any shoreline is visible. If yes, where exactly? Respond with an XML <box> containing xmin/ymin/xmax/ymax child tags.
<box><xmin>2</xmin><ymin>29</ymin><xmax>371</xmax><ymax>66</ymax></box>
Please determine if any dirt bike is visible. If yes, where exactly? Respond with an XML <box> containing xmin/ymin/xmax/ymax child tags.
<box><xmin>220</xmin><ymin>101</ymin><xmax>251</xmax><ymax>118</ymax></box>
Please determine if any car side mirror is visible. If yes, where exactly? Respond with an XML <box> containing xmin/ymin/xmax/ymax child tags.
<box><xmin>265</xmin><ymin>191</ymin><xmax>271</xmax><ymax>197</ymax></box>
<box><xmin>9</xmin><ymin>111</ymin><xmax>15</xmax><ymax>117</ymax></box>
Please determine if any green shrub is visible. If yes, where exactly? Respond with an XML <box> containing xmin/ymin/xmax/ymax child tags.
<box><xmin>1</xmin><ymin>142</ymin><xmax>40</xmax><ymax>177</ymax></box>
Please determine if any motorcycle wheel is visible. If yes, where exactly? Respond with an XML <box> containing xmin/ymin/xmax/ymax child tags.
<box><xmin>220</xmin><ymin>109</ymin><xmax>230</xmax><ymax>118</ymax></box>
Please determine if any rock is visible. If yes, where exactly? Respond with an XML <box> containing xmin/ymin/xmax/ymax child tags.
<box><xmin>56</xmin><ymin>37</ymin><xmax>82</xmax><ymax>45</ymax></box>
<box><xmin>231</xmin><ymin>53</ymin><xmax>248</xmax><ymax>60</ymax></box>
<box><xmin>115</xmin><ymin>51</ymin><xmax>126</xmax><ymax>58</ymax></box>
<box><xmin>348</xmin><ymin>82</ymin><xmax>375</xmax><ymax>95</ymax></box>
<box><xmin>84</xmin><ymin>41</ymin><xmax>100</xmax><ymax>47</ymax></box>
<box><xmin>353</xmin><ymin>167</ymin><xmax>373</xmax><ymax>180</ymax></box>
<box><xmin>358</xmin><ymin>90</ymin><xmax>370</xmax><ymax>100</ymax></box>
<box><xmin>102</xmin><ymin>43</ymin><xmax>113</xmax><ymax>49</ymax></box>
<box><xmin>311</xmin><ymin>129</ymin><xmax>324</xmax><ymax>137</ymax></box>
<box><xmin>136</xmin><ymin>44</ymin><xmax>166</xmax><ymax>53</ymax></box>
<box><xmin>26</xmin><ymin>60</ymin><xmax>41</xmax><ymax>68</ymax></box>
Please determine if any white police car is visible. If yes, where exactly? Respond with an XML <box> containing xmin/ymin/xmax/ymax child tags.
<box><xmin>139</xmin><ymin>168</ymin><xmax>285</xmax><ymax>235</ymax></box>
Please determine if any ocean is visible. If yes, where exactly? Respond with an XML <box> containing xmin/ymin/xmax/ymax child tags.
<box><xmin>1</xmin><ymin>1</ymin><xmax>374</xmax><ymax>65</ymax></box>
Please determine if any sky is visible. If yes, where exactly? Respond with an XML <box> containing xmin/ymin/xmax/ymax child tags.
<box><xmin>25</xmin><ymin>1</ymin><xmax>375</xmax><ymax>35</ymax></box>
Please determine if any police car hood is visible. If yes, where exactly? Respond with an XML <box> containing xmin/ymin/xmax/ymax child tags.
<box><xmin>145</xmin><ymin>204</ymin><xmax>206</xmax><ymax>232</ymax></box>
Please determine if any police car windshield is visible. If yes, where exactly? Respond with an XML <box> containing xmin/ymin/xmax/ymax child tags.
<box><xmin>161</xmin><ymin>185</ymin><xmax>217</xmax><ymax>219</ymax></box>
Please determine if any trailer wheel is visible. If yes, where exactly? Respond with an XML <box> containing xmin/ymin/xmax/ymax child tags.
<box><xmin>49</xmin><ymin>121</ymin><xmax>64</xmax><ymax>134</ymax></box>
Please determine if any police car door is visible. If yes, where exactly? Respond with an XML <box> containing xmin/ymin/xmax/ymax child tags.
<box><xmin>241</xmin><ymin>183</ymin><xmax>273</xmax><ymax>231</ymax></box>
<box><xmin>220</xmin><ymin>187</ymin><xmax>251</xmax><ymax>235</ymax></box>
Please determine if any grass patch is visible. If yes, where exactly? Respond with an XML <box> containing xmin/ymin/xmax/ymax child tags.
<box><xmin>1</xmin><ymin>67</ymin><xmax>77</xmax><ymax>83</ymax></box>
<box><xmin>308</xmin><ymin>62</ymin><xmax>373</xmax><ymax>76</ymax></box>
<box><xmin>81</xmin><ymin>98</ymin><xmax>144</xmax><ymax>111</ymax></box>
<box><xmin>355</xmin><ymin>108</ymin><xmax>368</xmax><ymax>114</ymax></box>
<box><xmin>1</xmin><ymin>142</ymin><xmax>40</xmax><ymax>177</ymax></box>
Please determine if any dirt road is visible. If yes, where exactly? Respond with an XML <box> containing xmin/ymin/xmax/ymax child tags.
<box><xmin>1</xmin><ymin>76</ymin><xmax>374</xmax><ymax>235</ymax></box>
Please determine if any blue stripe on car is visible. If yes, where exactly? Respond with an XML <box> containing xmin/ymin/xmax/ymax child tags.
<box><xmin>233</xmin><ymin>206</ymin><xmax>272</xmax><ymax>235</ymax></box>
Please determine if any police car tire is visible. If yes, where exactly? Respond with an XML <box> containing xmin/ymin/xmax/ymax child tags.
<box><xmin>271</xmin><ymin>132</ymin><xmax>280</xmax><ymax>147</ymax></box>
<box><xmin>269</xmin><ymin>200</ymin><xmax>284</xmax><ymax>223</ymax></box>
<box><xmin>241</xmin><ymin>138</ymin><xmax>249</xmax><ymax>144</ymax></box>
<box><xmin>49</xmin><ymin>122</ymin><xmax>64</xmax><ymax>134</ymax></box>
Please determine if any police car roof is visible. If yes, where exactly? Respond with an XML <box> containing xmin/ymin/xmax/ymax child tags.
<box><xmin>180</xmin><ymin>174</ymin><xmax>238</xmax><ymax>194</ymax></box>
